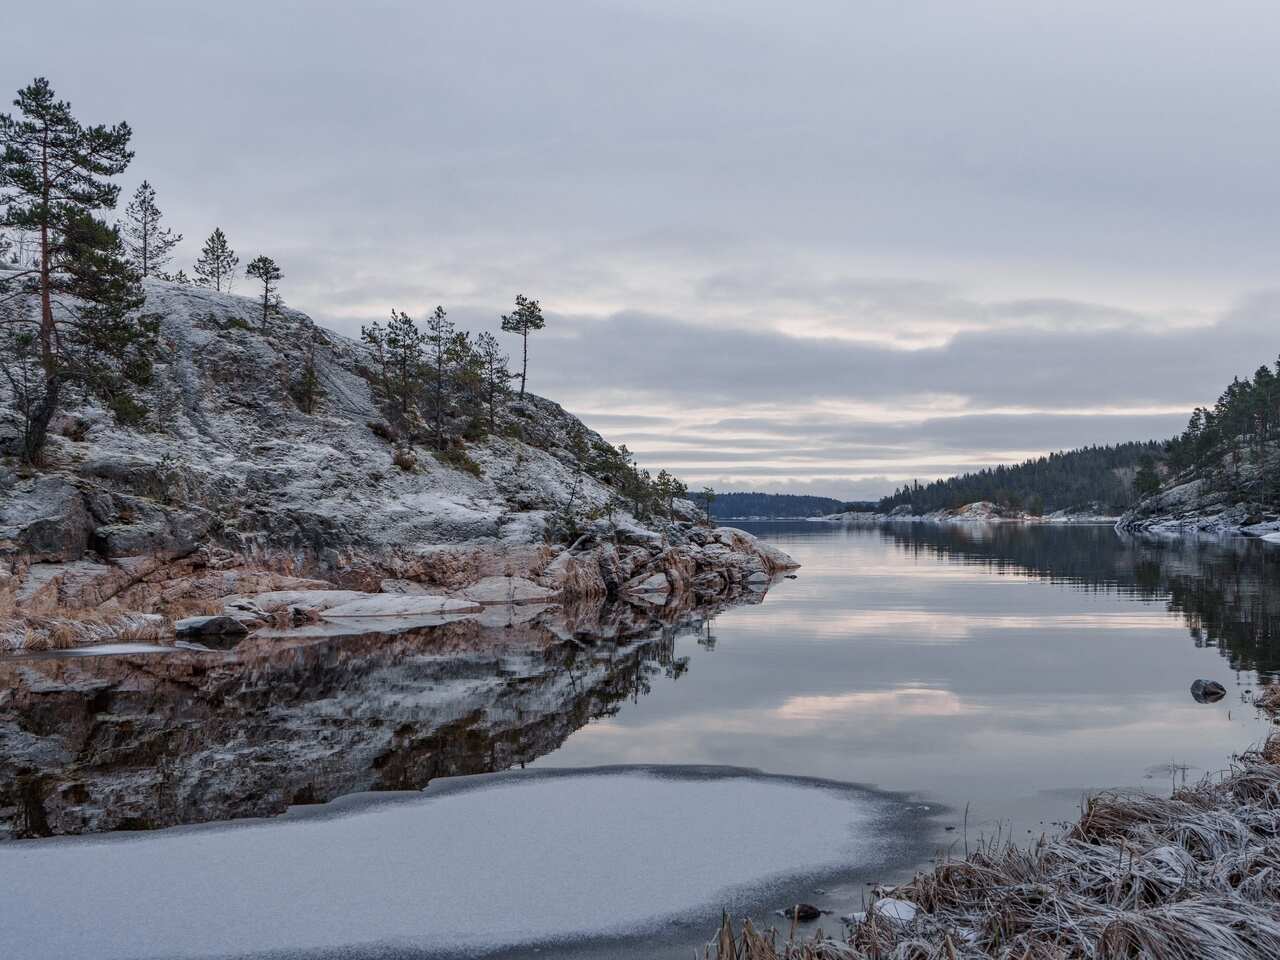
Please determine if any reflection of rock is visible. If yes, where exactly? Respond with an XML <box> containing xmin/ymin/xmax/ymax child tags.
<box><xmin>0</xmin><ymin>596</ymin><xmax>742</xmax><ymax>839</ymax></box>
<box><xmin>1191</xmin><ymin>679</ymin><xmax>1227</xmax><ymax>703</ymax></box>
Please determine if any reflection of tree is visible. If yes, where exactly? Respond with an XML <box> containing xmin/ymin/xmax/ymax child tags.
<box><xmin>874</xmin><ymin>522</ymin><xmax>1280</xmax><ymax>680</ymax></box>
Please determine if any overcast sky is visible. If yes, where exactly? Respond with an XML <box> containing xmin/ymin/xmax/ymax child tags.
<box><xmin>9</xmin><ymin>1</ymin><xmax>1280</xmax><ymax>498</ymax></box>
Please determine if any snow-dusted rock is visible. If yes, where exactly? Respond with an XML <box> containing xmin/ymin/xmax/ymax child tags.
<box><xmin>379</xmin><ymin>578</ymin><xmax>434</xmax><ymax>595</ymax></box>
<box><xmin>223</xmin><ymin>590</ymin><xmax>368</xmax><ymax>616</ymax></box>
<box><xmin>320</xmin><ymin>595</ymin><xmax>481</xmax><ymax>618</ymax></box>
<box><xmin>462</xmin><ymin>576</ymin><xmax>559</xmax><ymax>605</ymax></box>
<box><xmin>624</xmin><ymin>573</ymin><xmax>670</xmax><ymax>595</ymax></box>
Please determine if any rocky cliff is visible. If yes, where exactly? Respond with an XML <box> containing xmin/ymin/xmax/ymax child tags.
<box><xmin>0</xmin><ymin>279</ymin><xmax>795</xmax><ymax>649</ymax></box>
<box><xmin>1118</xmin><ymin>441</ymin><xmax>1280</xmax><ymax>539</ymax></box>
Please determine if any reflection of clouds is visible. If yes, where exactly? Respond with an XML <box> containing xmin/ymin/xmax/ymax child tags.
<box><xmin>775</xmin><ymin>687</ymin><xmax>970</xmax><ymax>721</ymax></box>
<box><xmin>740</xmin><ymin>608</ymin><xmax>1180</xmax><ymax>643</ymax></box>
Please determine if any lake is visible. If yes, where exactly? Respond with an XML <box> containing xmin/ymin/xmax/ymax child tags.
<box><xmin>2</xmin><ymin>522</ymin><xmax>1276</xmax><ymax>958</ymax></box>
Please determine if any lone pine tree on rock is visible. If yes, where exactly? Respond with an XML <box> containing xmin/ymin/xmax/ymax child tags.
<box><xmin>0</xmin><ymin>76</ymin><xmax>156</xmax><ymax>463</ymax></box>
<box><xmin>500</xmin><ymin>293</ymin><xmax>545</xmax><ymax>400</ymax></box>
<box><xmin>122</xmin><ymin>180</ymin><xmax>182</xmax><ymax>278</ymax></box>
<box><xmin>246</xmin><ymin>255</ymin><xmax>282</xmax><ymax>328</ymax></box>
<box><xmin>193</xmin><ymin>227</ymin><xmax>238</xmax><ymax>291</ymax></box>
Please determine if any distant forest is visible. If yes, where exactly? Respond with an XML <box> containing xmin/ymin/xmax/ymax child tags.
<box><xmin>709</xmin><ymin>492</ymin><xmax>864</xmax><ymax>518</ymax></box>
<box><xmin>877</xmin><ymin>442</ymin><xmax>1166</xmax><ymax>515</ymax></box>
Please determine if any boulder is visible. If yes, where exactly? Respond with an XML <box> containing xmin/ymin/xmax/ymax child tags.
<box><xmin>1191</xmin><ymin>679</ymin><xmax>1227</xmax><ymax>703</ymax></box>
<box><xmin>174</xmin><ymin>615</ymin><xmax>249</xmax><ymax>640</ymax></box>
<box><xmin>320</xmin><ymin>595</ymin><xmax>482</xmax><ymax>618</ymax></box>
<box><xmin>624</xmin><ymin>572</ymin><xmax>670</xmax><ymax>595</ymax></box>
<box><xmin>0</xmin><ymin>476</ymin><xmax>95</xmax><ymax>563</ymax></box>
<box><xmin>782</xmin><ymin>904</ymin><xmax>822</xmax><ymax>922</ymax></box>
<box><xmin>462</xmin><ymin>575</ymin><xmax>559</xmax><ymax>605</ymax></box>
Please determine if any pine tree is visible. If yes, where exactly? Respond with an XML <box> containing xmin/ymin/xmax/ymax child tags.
<box><xmin>292</xmin><ymin>345</ymin><xmax>321</xmax><ymax>414</ymax></box>
<box><xmin>245</xmin><ymin>255</ymin><xmax>282</xmax><ymax>328</ymax></box>
<box><xmin>384</xmin><ymin>308</ymin><xmax>423</xmax><ymax>422</ymax></box>
<box><xmin>500</xmin><ymin>293</ymin><xmax>545</xmax><ymax>399</ymax></box>
<box><xmin>475</xmin><ymin>331</ymin><xmax>511</xmax><ymax>432</ymax></box>
<box><xmin>122</xmin><ymin>180</ymin><xmax>182</xmax><ymax>277</ymax></box>
<box><xmin>0</xmin><ymin>77</ymin><xmax>155</xmax><ymax>463</ymax></box>
<box><xmin>193</xmin><ymin>227</ymin><xmax>237</xmax><ymax>291</ymax></box>
<box><xmin>424</xmin><ymin>305</ymin><xmax>455</xmax><ymax>449</ymax></box>
<box><xmin>360</xmin><ymin>319</ymin><xmax>389</xmax><ymax>399</ymax></box>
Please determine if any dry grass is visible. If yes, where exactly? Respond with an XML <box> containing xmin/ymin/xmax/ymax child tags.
<box><xmin>2</xmin><ymin>610</ymin><xmax>173</xmax><ymax>652</ymax></box>
<box><xmin>709</xmin><ymin>734</ymin><xmax>1280</xmax><ymax>960</ymax></box>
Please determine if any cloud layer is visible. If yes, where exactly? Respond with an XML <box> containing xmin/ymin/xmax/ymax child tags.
<box><xmin>7</xmin><ymin>1</ymin><xmax>1279</xmax><ymax>496</ymax></box>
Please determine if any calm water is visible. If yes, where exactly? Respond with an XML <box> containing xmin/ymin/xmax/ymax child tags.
<box><xmin>547</xmin><ymin>522</ymin><xmax>1276</xmax><ymax>839</ymax></box>
<box><xmin>4</xmin><ymin>522</ymin><xmax>1279</xmax><ymax>958</ymax></box>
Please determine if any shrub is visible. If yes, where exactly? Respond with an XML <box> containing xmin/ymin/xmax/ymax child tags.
<box><xmin>435</xmin><ymin>446</ymin><xmax>482</xmax><ymax>477</ymax></box>
<box><xmin>392</xmin><ymin>447</ymin><xmax>417</xmax><ymax>472</ymax></box>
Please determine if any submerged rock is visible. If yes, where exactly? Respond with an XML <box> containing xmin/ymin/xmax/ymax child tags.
<box><xmin>1191</xmin><ymin>679</ymin><xmax>1227</xmax><ymax>703</ymax></box>
<box><xmin>782</xmin><ymin>903</ymin><xmax>822</xmax><ymax>922</ymax></box>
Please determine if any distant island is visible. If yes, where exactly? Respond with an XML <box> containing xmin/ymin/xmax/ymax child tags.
<box><xmin>708</xmin><ymin>492</ymin><xmax>874</xmax><ymax>520</ymax></box>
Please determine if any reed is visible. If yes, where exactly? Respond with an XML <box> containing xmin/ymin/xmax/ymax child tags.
<box><xmin>709</xmin><ymin>725</ymin><xmax>1280</xmax><ymax>960</ymax></box>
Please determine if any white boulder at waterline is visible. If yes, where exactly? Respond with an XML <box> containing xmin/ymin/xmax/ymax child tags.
<box><xmin>0</xmin><ymin>768</ymin><xmax>901</xmax><ymax>959</ymax></box>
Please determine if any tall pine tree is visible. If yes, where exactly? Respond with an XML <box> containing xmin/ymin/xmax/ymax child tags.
<box><xmin>245</xmin><ymin>255</ymin><xmax>282</xmax><ymax>327</ymax></box>
<box><xmin>122</xmin><ymin>180</ymin><xmax>182</xmax><ymax>278</ymax></box>
<box><xmin>0</xmin><ymin>77</ymin><xmax>156</xmax><ymax>463</ymax></box>
<box><xmin>193</xmin><ymin>227</ymin><xmax>237</xmax><ymax>291</ymax></box>
<box><xmin>500</xmin><ymin>294</ymin><xmax>545</xmax><ymax>400</ymax></box>
<box><xmin>475</xmin><ymin>331</ymin><xmax>511</xmax><ymax>432</ymax></box>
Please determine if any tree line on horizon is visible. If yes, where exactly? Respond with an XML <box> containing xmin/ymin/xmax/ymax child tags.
<box><xmin>877</xmin><ymin>442</ymin><xmax>1166</xmax><ymax>516</ymax></box>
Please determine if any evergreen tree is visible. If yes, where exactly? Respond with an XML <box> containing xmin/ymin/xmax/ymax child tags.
<box><xmin>384</xmin><ymin>308</ymin><xmax>424</xmax><ymax>422</ymax></box>
<box><xmin>0</xmin><ymin>77</ymin><xmax>155</xmax><ymax>463</ymax></box>
<box><xmin>500</xmin><ymin>293</ymin><xmax>545</xmax><ymax>399</ymax></box>
<box><xmin>193</xmin><ymin>227</ymin><xmax>237</xmax><ymax>291</ymax></box>
<box><xmin>245</xmin><ymin>255</ymin><xmax>282</xmax><ymax>327</ymax></box>
<box><xmin>121</xmin><ymin>180</ymin><xmax>182</xmax><ymax>277</ymax></box>
<box><xmin>475</xmin><ymin>330</ymin><xmax>511</xmax><ymax>431</ymax></box>
<box><xmin>424</xmin><ymin>305</ymin><xmax>455</xmax><ymax>449</ymax></box>
<box><xmin>162</xmin><ymin>268</ymin><xmax>191</xmax><ymax>285</ymax></box>
<box><xmin>292</xmin><ymin>344</ymin><xmax>321</xmax><ymax>414</ymax></box>
<box><xmin>1134</xmin><ymin>454</ymin><xmax>1161</xmax><ymax>498</ymax></box>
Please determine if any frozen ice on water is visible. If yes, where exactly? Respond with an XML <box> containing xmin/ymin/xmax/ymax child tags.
<box><xmin>0</xmin><ymin>767</ymin><xmax>903</xmax><ymax>959</ymax></box>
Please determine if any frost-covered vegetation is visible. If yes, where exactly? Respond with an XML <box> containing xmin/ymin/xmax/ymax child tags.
<box><xmin>712</xmin><ymin>728</ymin><xmax>1280</xmax><ymax>960</ymax></box>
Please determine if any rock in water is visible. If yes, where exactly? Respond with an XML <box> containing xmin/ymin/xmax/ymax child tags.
<box><xmin>783</xmin><ymin>903</ymin><xmax>822</xmax><ymax>922</ymax></box>
<box><xmin>1191</xmin><ymin>679</ymin><xmax>1227</xmax><ymax>703</ymax></box>
<box><xmin>173</xmin><ymin>615</ymin><xmax>250</xmax><ymax>644</ymax></box>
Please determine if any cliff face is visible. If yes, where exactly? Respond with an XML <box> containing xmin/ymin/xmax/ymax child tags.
<box><xmin>0</xmin><ymin>279</ymin><xmax>795</xmax><ymax>647</ymax></box>
<box><xmin>1118</xmin><ymin>441</ymin><xmax>1280</xmax><ymax>539</ymax></box>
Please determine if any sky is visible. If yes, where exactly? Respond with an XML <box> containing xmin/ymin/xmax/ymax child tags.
<box><xmin>7</xmin><ymin>0</ymin><xmax>1280</xmax><ymax>499</ymax></box>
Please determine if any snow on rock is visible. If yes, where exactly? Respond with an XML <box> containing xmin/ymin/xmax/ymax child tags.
<box><xmin>0</xmin><ymin>278</ymin><xmax>798</xmax><ymax>642</ymax></box>
<box><xmin>462</xmin><ymin>575</ymin><xmax>559</xmax><ymax>605</ymax></box>
<box><xmin>224</xmin><ymin>589</ymin><xmax>368</xmax><ymax>615</ymax></box>
<box><xmin>320</xmin><ymin>594</ymin><xmax>482</xmax><ymax>618</ymax></box>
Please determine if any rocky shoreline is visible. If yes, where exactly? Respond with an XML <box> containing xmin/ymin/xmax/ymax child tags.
<box><xmin>0</xmin><ymin>279</ymin><xmax>796</xmax><ymax>652</ymax></box>
<box><xmin>822</xmin><ymin>500</ymin><xmax>1119</xmax><ymax>526</ymax></box>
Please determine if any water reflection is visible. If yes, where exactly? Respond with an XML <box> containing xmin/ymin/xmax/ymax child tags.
<box><xmin>0</xmin><ymin>594</ymin><xmax>754</xmax><ymax>840</ymax></box>
<box><xmin>872</xmin><ymin>522</ymin><xmax>1280</xmax><ymax>679</ymax></box>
